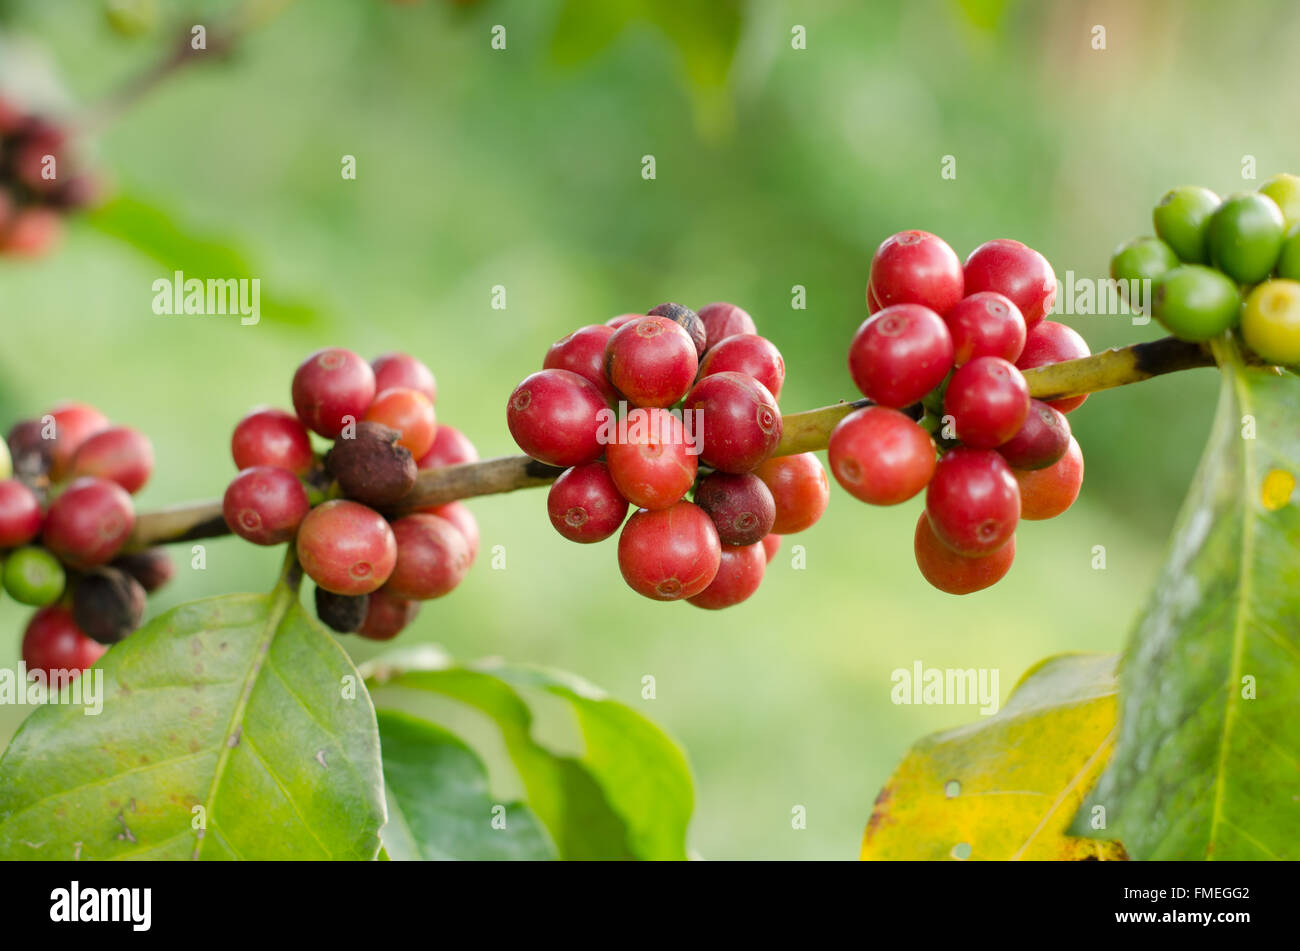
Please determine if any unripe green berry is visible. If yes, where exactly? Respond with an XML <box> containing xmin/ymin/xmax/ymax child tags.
<box><xmin>1260</xmin><ymin>173</ymin><xmax>1300</xmax><ymax>230</ymax></box>
<box><xmin>1153</xmin><ymin>186</ymin><xmax>1220</xmax><ymax>264</ymax></box>
<box><xmin>1109</xmin><ymin>236</ymin><xmax>1179</xmax><ymax>311</ymax></box>
<box><xmin>1277</xmin><ymin>224</ymin><xmax>1300</xmax><ymax>282</ymax></box>
<box><xmin>1152</xmin><ymin>265</ymin><xmax>1242</xmax><ymax>342</ymax></box>
<box><xmin>1208</xmin><ymin>192</ymin><xmax>1286</xmax><ymax>285</ymax></box>
<box><xmin>3</xmin><ymin>546</ymin><xmax>66</xmax><ymax>606</ymax></box>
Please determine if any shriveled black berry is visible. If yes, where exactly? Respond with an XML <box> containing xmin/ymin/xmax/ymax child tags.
<box><xmin>324</xmin><ymin>421</ymin><xmax>417</xmax><ymax>507</ymax></box>
<box><xmin>648</xmin><ymin>302</ymin><xmax>706</xmax><ymax>358</ymax></box>
<box><xmin>6</xmin><ymin>419</ymin><xmax>54</xmax><ymax>479</ymax></box>
<box><xmin>72</xmin><ymin>567</ymin><xmax>146</xmax><ymax>645</ymax></box>
<box><xmin>314</xmin><ymin>586</ymin><xmax>368</xmax><ymax>634</ymax></box>
<box><xmin>112</xmin><ymin>548</ymin><xmax>176</xmax><ymax>593</ymax></box>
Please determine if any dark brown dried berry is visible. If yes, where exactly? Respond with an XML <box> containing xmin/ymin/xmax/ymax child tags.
<box><xmin>6</xmin><ymin>418</ymin><xmax>54</xmax><ymax>479</ymax></box>
<box><xmin>648</xmin><ymin>302</ymin><xmax>706</xmax><ymax>358</ymax></box>
<box><xmin>324</xmin><ymin>421</ymin><xmax>417</xmax><ymax>507</ymax></box>
<box><xmin>71</xmin><ymin>567</ymin><xmax>146</xmax><ymax>645</ymax></box>
<box><xmin>112</xmin><ymin>548</ymin><xmax>176</xmax><ymax>593</ymax></box>
<box><xmin>314</xmin><ymin>586</ymin><xmax>369</xmax><ymax>634</ymax></box>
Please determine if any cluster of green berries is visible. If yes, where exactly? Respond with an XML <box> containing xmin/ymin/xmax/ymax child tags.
<box><xmin>223</xmin><ymin>349</ymin><xmax>480</xmax><ymax>640</ymax></box>
<box><xmin>1</xmin><ymin>403</ymin><xmax>169</xmax><ymax>677</ymax></box>
<box><xmin>508</xmin><ymin>303</ymin><xmax>820</xmax><ymax>608</ymax></box>
<box><xmin>1111</xmin><ymin>173</ymin><xmax>1300</xmax><ymax>364</ymax></box>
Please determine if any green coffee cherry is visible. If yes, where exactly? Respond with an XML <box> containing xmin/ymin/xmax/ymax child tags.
<box><xmin>1153</xmin><ymin>186</ymin><xmax>1220</xmax><ymax>263</ymax></box>
<box><xmin>1209</xmin><ymin>192</ymin><xmax>1286</xmax><ymax>284</ymax></box>
<box><xmin>1152</xmin><ymin>265</ymin><xmax>1242</xmax><ymax>342</ymax></box>
<box><xmin>1110</xmin><ymin>236</ymin><xmax>1179</xmax><ymax>311</ymax></box>
<box><xmin>0</xmin><ymin>437</ymin><xmax>10</xmax><ymax>480</ymax></box>
<box><xmin>1260</xmin><ymin>173</ymin><xmax>1300</xmax><ymax>229</ymax></box>
<box><xmin>2</xmin><ymin>546</ymin><xmax>66</xmax><ymax>607</ymax></box>
<box><xmin>1277</xmin><ymin>224</ymin><xmax>1300</xmax><ymax>282</ymax></box>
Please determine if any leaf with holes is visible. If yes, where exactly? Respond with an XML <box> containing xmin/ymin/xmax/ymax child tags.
<box><xmin>861</xmin><ymin>653</ymin><xmax>1127</xmax><ymax>861</ymax></box>
<box><xmin>0</xmin><ymin>589</ymin><xmax>385</xmax><ymax>860</ymax></box>
<box><xmin>1075</xmin><ymin>343</ymin><xmax>1300</xmax><ymax>859</ymax></box>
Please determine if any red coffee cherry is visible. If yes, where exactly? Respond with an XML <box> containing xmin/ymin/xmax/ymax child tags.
<box><xmin>42</xmin><ymin>477</ymin><xmax>134</xmax><ymax>568</ymax></box>
<box><xmin>47</xmin><ymin>401</ymin><xmax>109</xmax><ymax>480</ymax></box>
<box><xmin>848</xmin><ymin>304</ymin><xmax>954</xmax><ymax>408</ymax></box>
<box><xmin>647</xmin><ymin>302</ymin><xmax>707</xmax><ymax>358</ymax></box>
<box><xmin>913</xmin><ymin>513</ymin><xmax>1015</xmax><ymax>595</ymax></box>
<box><xmin>364</xmin><ymin>387</ymin><xmax>437</xmax><ymax>459</ymax></box>
<box><xmin>869</xmin><ymin>230</ymin><xmax>964</xmax><ymax>315</ymax></box>
<box><xmin>925</xmin><ymin>448</ymin><xmax>1020</xmax><ymax>556</ymax></box>
<box><xmin>761</xmin><ymin>533</ymin><xmax>782</xmax><ymax>563</ymax></box>
<box><xmin>867</xmin><ymin>283</ymin><xmax>883</xmax><ymax>314</ymax></box>
<box><xmin>687</xmin><ymin>542</ymin><xmax>766</xmax><ymax>610</ymax></box>
<box><xmin>543</xmin><ymin>324</ymin><xmax>619</xmax><ymax>404</ymax></box>
<box><xmin>358</xmin><ymin>588</ymin><xmax>420</xmax><ymax>641</ymax></box>
<box><xmin>755</xmin><ymin>452</ymin><xmax>829</xmax><ymax>535</ymax></box>
<box><xmin>426</xmin><ymin>501</ymin><xmax>480</xmax><ymax>563</ymax></box>
<box><xmin>692</xmin><ymin>471</ymin><xmax>775</xmax><ymax>546</ymax></box>
<box><xmin>603</xmin><ymin>316</ymin><xmax>699</xmax><ymax>408</ymax></box>
<box><xmin>828</xmin><ymin>406</ymin><xmax>935</xmax><ymax>505</ymax></box>
<box><xmin>22</xmin><ymin>604</ymin><xmax>106</xmax><ymax>676</ymax></box>
<box><xmin>605</xmin><ymin>313</ymin><xmax>642</xmax><ymax>330</ymax></box>
<box><xmin>997</xmin><ymin>399</ymin><xmax>1070</xmax><ymax>470</ymax></box>
<box><xmin>1014</xmin><ymin>436</ymin><xmax>1084</xmax><ymax>520</ymax></box>
<box><xmin>697</xmin><ymin>302</ymin><xmax>757</xmax><ymax>351</ymax></box>
<box><xmin>964</xmin><ymin>239</ymin><xmax>1058</xmax><ymax>328</ymax></box>
<box><xmin>0</xmin><ymin>478</ymin><xmax>43</xmax><ymax>547</ymax></box>
<box><xmin>371</xmin><ymin>352</ymin><xmax>437</xmax><ymax>403</ymax></box>
<box><xmin>547</xmin><ymin>462</ymin><xmax>629</xmax><ymax>543</ymax></box>
<box><xmin>506</xmin><ymin>369</ymin><xmax>608</xmax><ymax>468</ymax></box>
<box><xmin>231</xmin><ymin>408</ymin><xmax>315</xmax><ymax>475</ymax></box>
<box><xmin>291</xmin><ymin>348</ymin><xmax>377</xmax><ymax>438</ymax></box>
<box><xmin>384</xmin><ymin>513</ymin><xmax>472</xmax><ymax>600</ymax></box>
<box><xmin>69</xmin><ymin>426</ymin><xmax>155</xmax><ymax>494</ymax></box>
<box><xmin>944</xmin><ymin>291</ymin><xmax>1027</xmax><ymax>366</ymax></box>
<box><xmin>617</xmin><ymin>501</ymin><xmax>721</xmax><ymax>601</ymax></box>
<box><xmin>697</xmin><ymin>334</ymin><xmax>786</xmax><ymax>400</ymax></box>
<box><xmin>684</xmin><ymin>372</ymin><xmax>782</xmax><ymax>474</ymax></box>
<box><xmin>1016</xmin><ymin>320</ymin><xmax>1092</xmax><ymax>413</ymax></box>
<box><xmin>417</xmin><ymin>423</ymin><xmax>480</xmax><ymax>470</ymax></box>
<box><xmin>222</xmin><ymin>466</ymin><xmax>311</xmax><ymax>546</ymax></box>
<box><xmin>605</xmin><ymin>407</ymin><xmax>698</xmax><ymax>510</ymax></box>
<box><xmin>943</xmin><ymin>356</ymin><xmax>1030</xmax><ymax>449</ymax></box>
<box><xmin>296</xmin><ymin>499</ymin><xmax>397</xmax><ymax>596</ymax></box>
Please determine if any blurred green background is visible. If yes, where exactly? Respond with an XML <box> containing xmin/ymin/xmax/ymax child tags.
<box><xmin>0</xmin><ymin>0</ymin><xmax>1295</xmax><ymax>859</ymax></box>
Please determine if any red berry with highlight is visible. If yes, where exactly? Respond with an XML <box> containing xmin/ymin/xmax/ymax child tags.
<box><xmin>371</xmin><ymin>352</ymin><xmax>437</xmax><ymax>403</ymax></box>
<box><xmin>359</xmin><ymin>588</ymin><xmax>419</xmax><ymax>641</ymax></box>
<box><xmin>997</xmin><ymin>400</ymin><xmax>1070</xmax><ymax>470</ymax></box>
<box><xmin>617</xmin><ymin>501</ymin><xmax>721</xmax><ymax>601</ymax></box>
<box><xmin>384</xmin><ymin>513</ymin><xmax>472</xmax><ymax>600</ymax></box>
<box><xmin>1015</xmin><ymin>436</ymin><xmax>1084</xmax><ymax>520</ymax></box>
<box><xmin>544</xmin><ymin>325</ymin><xmax>618</xmax><ymax>404</ymax></box>
<box><xmin>547</xmin><ymin>462</ymin><xmax>629</xmax><ymax>543</ymax></box>
<box><xmin>943</xmin><ymin>356</ymin><xmax>1029</xmax><ymax>449</ymax></box>
<box><xmin>697</xmin><ymin>302</ymin><xmax>757</xmax><ymax>351</ymax></box>
<box><xmin>944</xmin><ymin>291</ymin><xmax>1026</xmax><ymax>365</ymax></box>
<box><xmin>848</xmin><ymin>304</ymin><xmax>954</xmax><ymax>408</ymax></box>
<box><xmin>291</xmin><ymin>348</ymin><xmax>377</xmax><ymax>438</ymax></box>
<box><xmin>296</xmin><ymin>499</ymin><xmax>397</xmax><ymax>596</ymax></box>
<box><xmin>693</xmin><ymin>471</ymin><xmax>775</xmax><ymax>546</ymax></box>
<box><xmin>506</xmin><ymin>369</ymin><xmax>608</xmax><ymax>468</ymax></box>
<box><xmin>687</xmin><ymin>542</ymin><xmax>766</xmax><ymax>610</ymax></box>
<box><xmin>364</xmin><ymin>387</ymin><xmax>437</xmax><ymax>459</ymax></box>
<box><xmin>603</xmin><ymin>316</ymin><xmax>698</xmax><ymax>407</ymax></box>
<box><xmin>964</xmin><ymin>239</ymin><xmax>1058</xmax><ymax>328</ymax></box>
<box><xmin>828</xmin><ymin>407</ymin><xmax>935</xmax><ymax>505</ymax></box>
<box><xmin>925</xmin><ymin>448</ymin><xmax>1020</xmax><ymax>556</ymax></box>
<box><xmin>231</xmin><ymin>408</ymin><xmax>315</xmax><ymax>475</ymax></box>
<box><xmin>417</xmin><ymin>424</ymin><xmax>479</xmax><ymax>471</ymax></box>
<box><xmin>1016</xmin><ymin>320</ymin><xmax>1091</xmax><ymax>413</ymax></box>
<box><xmin>70</xmin><ymin>426</ymin><xmax>155</xmax><ymax>494</ymax></box>
<box><xmin>222</xmin><ymin>466</ymin><xmax>310</xmax><ymax>546</ymax></box>
<box><xmin>684</xmin><ymin>372</ymin><xmax>782</xmax><ymax>474</ymax></box>
<box><xmin>605</xmin><ymin>407</ymin><xmax>697</xmax><ymax>510</ymax></box>
<box><xmin>761</xmin><ymin>534</ymin><xmax>782</xmax><ymax>563</ymax></box>
<box><xmin>22</xmin><ymin>605</ymin><xmax>106</xmax><ymax>676</ymax></box>
<box><xmin>427</xmin><ymin>501</ymin><xmax>480</xmax><ymax>563</ymax></box>
<box><xmin>43</xmin><ymin>477</ymin><xmax>134</xmax><ymax>568</ymax></box>
<box><xmin>869</xmin><ymin>230</ymin><xmax>964</xmax><ymax>315</ymax></box>
<box><xmin>914</xmin><ymin>513</ymin><xmax>1015</xmax><ymax>595</ymax></box>
<box><xmin>697</xmin><ymin>334</ymin><xmax>786</xmax><ymax>400</ymax></box>
<box><xmin>755</xmin><ymin>453</ymin><xmax>830</xmax><ymax>535</ymax></box>
<box><xmin>0</xmin><ymin>479</ymin><xmax>42</xmax><ymax>547</ymax></box>
<box><xmin>47</xmin><ymin>402</ymin><xmax>109</xmax><ymax>480</ymax></box>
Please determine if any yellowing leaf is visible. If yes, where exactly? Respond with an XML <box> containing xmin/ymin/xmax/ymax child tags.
<box><xmin>862</xmin><ymin>653</ymin><xmax>1127</xmax><ymax>861</ymax></box>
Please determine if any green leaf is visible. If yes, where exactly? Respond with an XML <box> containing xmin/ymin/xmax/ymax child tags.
<box><xmin>377</xmin><ymin>710</ymin><xmax>553</xmax><ymax>860</ymax></box>
<box><xmin>863</xmin><ymin>653</ymin><xmax>1127</xmax><ymax>861</ymax></box>
<box><xmin>1077</xmin><ymin>341</ymin><xmax>1300</xmax><ymax>859</ymax></box>
<box><xmin>0</xmin><ymin>589</ymin><xmax>385</xmax><ymax>860</ymax></box>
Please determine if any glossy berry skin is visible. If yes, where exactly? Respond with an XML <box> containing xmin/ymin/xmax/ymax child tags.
<box><xmin>3</xmin><ymin>546</ymin><xmax>65</xmax><ymax>606</ymax></box>
<box><xmin>913</xmin><ymin>513</ymin><xmax>1015</xmax><ymax>595</ymax></box>
<box><xmin>963</xmin><ymin>239</ymin><xmax>1057</xmax><ymax>327</ymax></box>
<box><xmin>848</xmin><ymin>304</ymin><xmax>954</xmax><ymax>408</ymax></box>
<box><xmin>417</xmin><ymin>424</ymin><xmax>479</xmax><ymax>471</ymax></box>
<box><xmin>944</xmin><ymin>292</ymin><xmax>1026</xmax><ymax>366</ymax></box>
<box><xmin>647</xmin><ymin>302</ymin><xmax>707</xmax><ymax>358</ymax></box>
<box><xmin>697</xmin><ymin>334</ymin><xmax>786</xmax><ymax>400</ymax></box>
<box><xmin>686</xmin><ymin>542</ymin><xmax>766</xmax><ymax>610</ymax></box>
<box><xmin>1153</xmin><ymin>186</ymin><xmax>1220</xmax><ymax>263</ymax></box>
<box><xmin>291</xmin><ymin>348</ymin><xmax>377</xmax><ymax>439</ymax></box>
<box><xmin>1016</xmin><ymin>320</ymin><xmax>1092</xmax><ymax>413</ymax></box>
<box><xmin>1015</xmin><ymin>436</ymin><xmax>1084</xmax><ymax>520</ymax></box>
<box><xmin>506</xmin><ymin>369</ymin><xmax>608</xmax><ymax>468</ymax></box>
<box><xmin>0</xmin><ymin>478</ymin><xmax>42</xmax><ymax>547</ymax></box>
<box><xmin>603</xmin><ymin>317</ymin><xmax>699</xmax><ymax>408</ymax></box>
<box><xmin>697</xmin><ymin>302</ymin><xmax>757</xmax><ymax>351</ymax></box>
<box><xmin>544</xmin><ymin>324</ymin><xmax>619</xmax><ymax>404</ymax></box>
<box><xmin>693</xmin><ymin>471</ymin><xmax>776</xmax><ymax>546</ymax></box>
<box><xmin>869</xmin><ymin>230</ymin><xmax>964</xmax><ymax>315</ymax></box>
<box><xmin>997</xmin><ymin>399</ymin><xmax>1070</xmax><ymax>470</ymax></box>
<box><xmin>22</xmin><ymin>605</ymin><xmax>106</xmax><ymax>676</ymax></box>
<box><xmin>1208</xmin><ymin>192</ymin><xmax>1286</xmax><ymax>285</ymax></box>
<box><xmin>761</xmin><ymin>534</ymin><xmax>782</xmax><ymax>563</ymax></box>
<box><xmin>47</xmin><ymin>402</ymin><xmax>109</xmax><ymax>480</ymax></box>
<box><xmin>605</xmin><ymin>408</ymin><xmax>698</xmax><ymax>510</ymax></box>
<box><xmin>943</xmin><ymin>356</ymin><xmax>1029</xmax><ymax>449</ymax></box>
<box><xmin>605</xmin><ymin>313</ymin><xmax>642</xmax><ymax>330</ymax></box>
<box><xmin>1260</xmin><ymin>174</ymin><xmax>1300</xmax><ymax>229</ymax></box>
<box><xmin>358</xmin><ymin>588</ymin><xmax>419</xmax><ymax>641</ymax></box>
<box><xmin>617</xmin><ymin>501</ymin><xmax>721</xmax><ymax>601</ymax></box>
<box><xmin>1151</xmin><ymin>265</ymin><xmax>1241</xmax><ymax>345</ymax></box>
<box><xmin>70</xmin><ymin>426</ymin><xmax>155</xmax><ymax>494</ymax></box>
<box><xmin>364</xmin><ymin>387</ymin><xmax>437</xmax><ymax>460</ymax></box>
<box><xmin>1109</xmin><ymin>237</ymin><xmax>1179</xmax><ymax>312</ymax></box>
<box><xmin>827</xmin><ymin>407</ymin><xmax>935</xmax><ymax>505</ymax></box>
<box><xmin>867</xmin><ymin>284</ymin><xmax>882</xmax><ymax>314</ymax></box>
<box><xmin>684</xmin><ymin>372</ymin><xmax>782</xmax><ymax>474</ymax></box>
<box><xmin>547</xmin><ymin>462</ymin><xmax>628</xmax><ymax>543</ymax></box>
<box><xmin>43</xmin><ymin>477</ymin><xmax>134</xmax><ymax>568</ymax></box>
<box><xmin>427</xmin><ymin>501</ymin><xmax>480</xmax><ymax>563</ymax></box>
<box><xmin>384</xmin><ymin>513</ymin><xmax>472</xmax><ymax>601</ymax></box>
<box><xmin>925</xmin><ymin>448</ymin><xmax>1020</xmax><ymax>556</ymax></box>
<box><xmin>371</xmin><ymin>352</ymin><xmax>437</xmax><ymax>404</ymax></box>
<box><xmin>222</xmin><ymin>466</ymin><xmax>310</xmax><ymax>545</ymax></box>
<box><xmin>231</xmin><ymin>408</ymin><xmax>315</xmax><ymax>475</ymax></box>
<box><xmin>1242</xmin><ymin>280</ymin><xmax>1300</xmax><ymax>366</ymax></box>
<box><xmin>296</xmin><ymin>500</ymin><xmax>397</xmax><ymax>596</ymax></box>
<box><xmin>755</xmin><ymin>452</ymin><xmax>829</xmax><ymax>535</ymax></box>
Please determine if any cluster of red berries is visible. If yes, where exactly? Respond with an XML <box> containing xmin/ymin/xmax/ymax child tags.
<box><xmin>832</xmin><ymin>232</ymin><xmax>1088</xmax><ymax>594</ymax></box>
<box><xmin>508</xmin><ymin>302</ymin><xmax>828</xmax><ymax>608</ymax></box>
<box><xmin>1</xmin><ymin>403</ymin><xmax>170</xmax><ymax>677</ymax></box>
<box><xmin>0</xmin><ymin>98</ymin><xmax>97</xmax><ymax>256</ymax></box>
<box><xmin>223</xmin><ymin>349</ymin><xmax>480</xmax><ymax>640</ymax></box>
